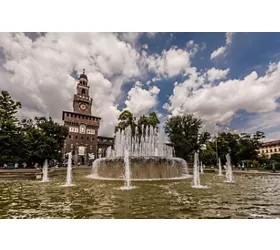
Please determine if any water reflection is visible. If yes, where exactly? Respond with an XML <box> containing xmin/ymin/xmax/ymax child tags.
<box><xmin>0</xmin><ymin>174</ymin><xmax>280</xmax><ymax>218</ymax></box>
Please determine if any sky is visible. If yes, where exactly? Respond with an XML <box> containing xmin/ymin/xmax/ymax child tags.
<box><xmin>1</xmin><ymin>32</ymin><xmax>280</xmax><ymax>141</ymax></box>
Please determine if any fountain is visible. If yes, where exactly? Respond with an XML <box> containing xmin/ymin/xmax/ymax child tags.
<box><xmin>61</xmin><ymin>152</ymin><xmax>75</xmax><ymax>187</ymax></box>
<box><xmin>41</xmin><ymin>159</ymin><xmax>49</xmax><ymax>182</ymax></box>
<box><xmin>225</xmin><ymin>153</ymin><xmax>234</xmax><ymax>183</ymax></box>
<box><xmin>88</xmin><ymin>125</ymin><xmax>190</xmax><ymax>181</ymax></box>
<box><xmin>218</xmin><ymin>158</ymin><xmax>223</xmax><ymax>176</ymax></box>
<box><xmin>192</xmin><ymin>153</ymin><xmax>208</xmax><ymax>189</ymax></box>
<box><xmin>192</xmin><ymin>153</ymin><xmax>200</xmax><ymax>187</ymax></box>
<box><xmin>120</xmin><ymin>148</ymin><xmax>136</xmax><ymax>190</ymax></box>
<box><xmin>200</xmin><ymin>161</ymin><xmax>204</xmax><ymax>174</ymax></box>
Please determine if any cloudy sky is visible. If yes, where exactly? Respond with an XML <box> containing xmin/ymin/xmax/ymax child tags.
<box><xmin>1</xmin><ymin>32</ymin><xmax>280</xmax><ymax>140</ymax></box>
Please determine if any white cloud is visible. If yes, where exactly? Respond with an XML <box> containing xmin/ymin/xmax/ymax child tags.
<box><xmin>210</xmin><ymin>32</ymin><xmax>235</xmax><ymax>60</ymax></box>
<box><xmin>0</xmin><ymin>32</ymin><xmax>144</xmax><ymax>136</ymax></box>
<box><xmin>2</xmin><ymin>32</ymin><xmax>280</xmax><ymax>141</ymax></box>
<box><xmin>210</xmin><ymin>46</ymin><xmax>226</xmax><ymax>60</ymax></box>
<box><xmin>145</xmin><ymin>80</ymin><xmax>151</xmax><ymax>86</ymax></box>
<box><xmin>118</xmin><ymin>32</ymin><xmax>142</xmax><ymax>45</ymax></box>
<box><xmin>207</xmin><ymin>67</ymin><xmax>230</xmax><ymax>82</ymax></box>
<box><xmin>145</xmin><ymin>46</ymin><xmax>191</xmax><ymax>77</ymax></box>
<box><xmin>125</xmin><ymin>84</ymin><xmax>160</xmax><ymax>117</ymax></box>
<box><xmin>142</xmin><ymin>44</ymin><xmax>148</xmax><ymax>49</ymax></box>
<box><xmin>186</xmin><ymin>40</ymin><xmax>195</xmax><ymax>47</ymax></box>
<box><xmin>263</xmin><ymin>131</ymin><xmax>280</xmax><ymax>142</ymax></box>
<box><xmin>164</xmin><ymin>63</ymin><xmax>280</xmax><ymax>134</ymax></box>
<box><xmin>246</xmin><ymin>111</ymin><xmax>280</xmax><ymax>133</ymax></box>
<box><xmin>226</xmin><ymin>32</ymin><xmax>235</xmax><ymax>45</ymax></box>
<box><xmin>185</xmin><ymin>40</ymin><xmax>200</xmax><ymax>57</ymax></box>
<box><xmin>152</xmin><ymin>76</ymin><xmax>161</xmax><ymax>82</ymax></box>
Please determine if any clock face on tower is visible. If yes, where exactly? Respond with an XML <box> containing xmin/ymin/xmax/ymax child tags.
<box><xmin>79</xmin><ymin>103</ymin><xmax>87</xmax><ymax>111</ymax></box>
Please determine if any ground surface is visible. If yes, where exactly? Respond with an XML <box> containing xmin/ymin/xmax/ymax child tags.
<box><xmin>0</xmin><ymin>173</ymin><xmax>280</xmax><ymax>219</ymax></box>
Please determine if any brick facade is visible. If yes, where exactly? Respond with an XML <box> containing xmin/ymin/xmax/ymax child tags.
<box><xmin>62</xmin><ymin>70</ymin><xmax>113</xmax><ymax>165</ymax></box>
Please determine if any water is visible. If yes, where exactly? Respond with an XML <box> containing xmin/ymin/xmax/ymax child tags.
<box><xmin>98</xmin><ymin>125</ymin><xmax>188</xmax><ymax>181</ymax></box>
<box><xmin>113</xmin><ymin>125</ymin><xmax>173</xmax><ymax>157</ymax></box>
<box><xmin>218</xmin><ymin>158</ymin><xmax>223</xmax><ymax>176</ymax></box>
<box><xmin>88</xmin><ymin>156</ymin><xmax>191</xmax><ymax>181</ymax></box>
<box><xmin>192</xmin><ymin>153</ymin><xmax>200</xmax><ymax>187</ymax></box>
<box><xmin>200</xmin><ymin>162</ymin><xmax>204</xmax><ymax>174</ymax></box>
<box><xmin>120</xmin><ymin>148</ymin><xmax>135</xmax><ymax>190</ymax></box>
<box><xmin>89</xmin><ymin>158</ymin><xmax>103</xmax><ymax>178</ymax></box>
<box><xmin>61</xmin><ymin>152</ymin><xmax>74</xmax><ymax>187</ymax></box>
<box><xmin>192</xmin><ymin>153</ymin><xmax>208</xmax><ymax>189</ymax></box>
<box><xmin>1</xmin><ymin>172</ymin><xmax>280</xmax><ymax>218</ymax></box>
<box><xmin>42</xmin><ymin>159</ymin><xmax>49</xmax><ymax>182</ymax></box>
<box><xmin>225</xmin><ymin>153</ymin><xmax>234</xmax><ymax>183</ymax></box>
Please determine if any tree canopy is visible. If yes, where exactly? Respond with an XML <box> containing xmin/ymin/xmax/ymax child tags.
<box><xmin>0</xmin><ymin>90</ymin><xmax>68</xmax><ymax>166</ymax></box>
<box><xmin>164</xmin><ymin>114</ymin><xmax>210</xmax><ymax>161</ymax></box>
<box><xmin>0</xmin><ymin>90</ymin><xmax>274</xmax><ymax>167</ymax></box>
<box><xmin>115</xmin><ymin>110</ymin><xmax>160</xmax><ymax>136</ymax></box>
<box><xmin>200</xmin><ymin>131</ymin><xmax>265</xmax><ymax>166</ymax></box>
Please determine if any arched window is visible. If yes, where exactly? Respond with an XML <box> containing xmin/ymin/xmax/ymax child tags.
<box><xmin>81</xmin><ymin>89</ymin><xmax>86</xmax><ymax>95</ymax></box>
<box><xmin>80</xmin><ymin>124</ymin><xmax>86</xmax><ymax>134</ymax></box>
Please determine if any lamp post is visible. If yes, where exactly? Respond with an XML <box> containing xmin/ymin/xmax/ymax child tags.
<box><xmin>215</xmin><ymin>134</ymin><xmax>219</xmax><ymax>167</ymax></box>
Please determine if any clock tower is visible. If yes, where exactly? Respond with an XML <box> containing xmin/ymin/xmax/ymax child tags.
<box><xmin>73</xmin><ymin>69</ymin><xmax>92</xmax><ymax>115</ymax></box>
<box><xmin>62</xmin><ymin>69</ymin><xmax>101</xmax><ymax>166</ymax></box>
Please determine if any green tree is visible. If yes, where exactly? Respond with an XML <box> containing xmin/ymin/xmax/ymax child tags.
<box><xmin>164</xmin><ymin>114</ymin><xmax>210</xmax><ymax>161</ymax></box>
<box><xmin>214</xmin><ymin>132</ymin><xmax>240</xmax><ymax>165</ymax></box>
<box><xmin>20</xmin><ymin>117</ymin><xmax>68</xmax><ymax>165</ymax></box>
<box><xmin>115</xmin><ymin>110</ymin><xmax>160</xmax><ymax>137</ymax></box>
<box><xmin>237</xmin><ymin>131</ymin><xmax>265</xmax><ymax>161</ymax></box>
<box><xmin>270</xmin><ymin>153</ymin><xmax>280</xmax><ymax>162</ymax></box>
<box><xmin>200</xmin><ymin>142</ymin><xmax>216</xmax><ymax>166</ymax></box>
<box><xmin>0</xmin><ymin>90</ymin><xmax>68</xmax><ymax>166</ymax></box>
<box><xmin>0</xmin><ymin>90</ymin><xmax>23</xmax><ymax>164</ymax></box>
<box><xmin>115</xmin><ymin>110</ymin><xmax>136</xmax><ymax>133</ymax></box>
<box><xmin>269</xmin><ymin>153</ymin><xmax>280</xmax><ymax>169</ymax></box>
<box><xmin>148</xmin><ymin>112</ymin><xmax>160</xmax><ymax>128</ymax></box>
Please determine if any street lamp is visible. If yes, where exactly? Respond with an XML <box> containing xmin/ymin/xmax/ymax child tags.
<box><xmin>214</xmin><ymin>134</ymin><xmax>219</xmax><ymax>167</ymax></box>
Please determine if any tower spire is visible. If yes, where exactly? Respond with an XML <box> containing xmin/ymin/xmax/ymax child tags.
<box><xmin>83</xmin><ymin>69</ymin><xmax>85</xmax><ymax>74</ymax></box>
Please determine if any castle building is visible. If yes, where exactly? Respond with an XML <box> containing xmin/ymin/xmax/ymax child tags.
<box><xmin>62</xmin><ymin>70</ymin><xmax>113</xmax><ymax>165</ymax></box>
<box><xmin>257</xmin><ymin>140</ymin><xmax>280</xmax><ymax>158</ymax></box>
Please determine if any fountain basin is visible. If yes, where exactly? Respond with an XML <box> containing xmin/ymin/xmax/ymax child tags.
<box><xmin>88</xmin><ymin>156</ymin><xmax>190</xmax><ymax>181</ymax></box>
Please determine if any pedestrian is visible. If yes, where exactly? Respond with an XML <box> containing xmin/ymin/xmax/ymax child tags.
<box><xmin>272</xmin><ymin>163</ymin><xmax>276</xmax><ymax>173</ymax></box>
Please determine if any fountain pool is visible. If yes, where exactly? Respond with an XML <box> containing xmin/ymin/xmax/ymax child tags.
<box><xmin>1</xmin><ymin>172</ymin><xmax>280</xmax><ymax>218</ymax></box>
<box><xmin>88</xmin><ymin>125</ymin><xmax>191</xmax><ymax>181</ymax></box>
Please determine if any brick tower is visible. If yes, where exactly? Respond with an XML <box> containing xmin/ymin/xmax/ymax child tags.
<box><xmin>62</xmin><ymin>70</ymin><xmax>101</xmax><ymax>165</ymax></box>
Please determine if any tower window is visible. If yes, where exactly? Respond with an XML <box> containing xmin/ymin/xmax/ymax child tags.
<box><xmin>82</xmin><ymin>89</ymin><xmax>86</xmax><ymax>95</ymax></box>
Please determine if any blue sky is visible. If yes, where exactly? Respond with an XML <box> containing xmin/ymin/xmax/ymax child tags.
<box><xmin>1</xmin><ymin>32</ymin><xmax>280</xmax><ymax>140</ymax></box>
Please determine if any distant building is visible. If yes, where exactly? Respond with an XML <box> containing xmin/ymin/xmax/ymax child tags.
<box><xmin>97</xmin><ymin>136</ymin><xmax>114</xmax><ymax>157</ymax></box>
<box><xmin>257</xmin><ymin>140</ymin><xmax>280</xmax><ymax>158</ymax></box>
<box><xmin>62</xmin><ymin>70</ymin><xmax>113</xmax><ymax>165</ymax></box>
